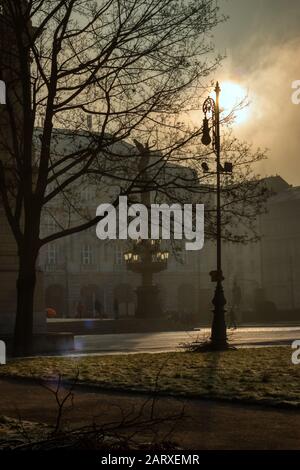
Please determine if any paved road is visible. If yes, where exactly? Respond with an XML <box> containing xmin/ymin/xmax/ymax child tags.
<box><xmin>1</xmin><ymin>377</ymin><xmax>300</xmax><ymax>449</ymax></box>
<box><xmin>72</xmin><ymin>327</ymin><xmax>300</xmax><ymax>356</ymax></box>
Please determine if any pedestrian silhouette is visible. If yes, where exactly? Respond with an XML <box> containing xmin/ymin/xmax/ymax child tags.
<box><xmin>228</xmin><ymin>306</ymin><xmax>237</xmax><ymax>330</ymax></box>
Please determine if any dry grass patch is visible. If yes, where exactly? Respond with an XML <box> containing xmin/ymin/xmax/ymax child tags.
<box><xmin>0</xmin><ymin>347</ymin><xmax>299</xmax><ymax>406</ymax></box>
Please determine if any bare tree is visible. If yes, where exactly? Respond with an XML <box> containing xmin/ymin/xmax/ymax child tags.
<box><xmin>0</xmin><ymin>0</ymin><xmax>266</xmax><ymax>356</ymax></box>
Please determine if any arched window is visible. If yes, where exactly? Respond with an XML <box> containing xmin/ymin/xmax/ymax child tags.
<box><xmin>47</xmin><ymin>244</ymin><xmax>58</xmax><ymax>265</ymax></box>
<box><xmin>82</xmin><ymin>244</ymin><xmax>92</xmax><ymax>265</ymax></box>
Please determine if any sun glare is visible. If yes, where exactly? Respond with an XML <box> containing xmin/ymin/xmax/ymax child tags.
<box><xmin>217</xmin><ymin>81</ymin><xmax>250</xmax><ymax>125</ymax></box>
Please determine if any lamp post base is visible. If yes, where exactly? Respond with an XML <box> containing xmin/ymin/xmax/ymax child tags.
<box><xmin>211</xmin><ymin>281</ymin><xmax>228</xmax><ymax>350</ymax></box>
<box><xmin>135</xmin><ymin>285</ymin><xmax>162</xmax><ymax>319</ymax></box>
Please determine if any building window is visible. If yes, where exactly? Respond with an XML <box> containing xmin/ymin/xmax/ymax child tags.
<box><xmin>44</xmin><ymin>214</ymin><xmax>57</xmax><ymax>233</ymax></box>
<box><xmin>47</xmin><ymin>244</ymin><xmax>58</xmax><ymax>265</ymax></box>
<box><xmin>82</xmin><ymin>244</ymin><xmax>93</xmax><ymax>265</ymax></box>
<box><xmin>115</xmin><ymin>246</ymin><xmax>124</xmax><ymax>265</ymax></box>
<box><xmin>80</xmin><ymin>186</ymin><xmax>94</xmax><ymax>202</ymax></box>
<box><xmin>103</xmin><ymin>243</ymin><xmax>109</xmax><ymax>262</ymax></box>
<box><xmin>177</xmin><ymin>248</ymin><xmax>187</xmax><ymax>264</ymax></box>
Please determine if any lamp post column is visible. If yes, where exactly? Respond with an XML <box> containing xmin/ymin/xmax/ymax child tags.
<box><xmin>211</xmin><ymin>82</ymin><xmax>227</xmax><ymax>348</ymax></box>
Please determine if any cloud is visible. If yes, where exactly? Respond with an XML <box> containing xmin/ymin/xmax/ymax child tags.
<box><xmin>228</xmin><ymin>38</ymin><xmax>300</xmax><ymax>185</ymax></box>
<box><xmin>214</xmin><ymin>1</ymin><xmax>300</xmax><ymax>185</ymax></box>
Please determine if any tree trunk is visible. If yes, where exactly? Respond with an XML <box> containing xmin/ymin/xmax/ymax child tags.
<box><xmin>13</xmin><ymin>250</ymin><xmax>38</xmax><ymax>357</ymax></box>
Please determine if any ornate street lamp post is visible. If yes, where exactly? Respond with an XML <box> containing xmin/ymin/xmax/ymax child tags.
<box><xmin>124</xmin><ymin>140</ymin><xmax>169</xmax><ymax>318</ymax></box>
<box><xmin>201</xmin><ymin>82</ymin><xmax>232</xmax><ymax>349</ymax></box>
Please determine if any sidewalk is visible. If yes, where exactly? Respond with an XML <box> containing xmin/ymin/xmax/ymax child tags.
<box><xmin>1</xmin><ymin>377</ymin><xmax>300</xmax><ymax>450</ymax></box>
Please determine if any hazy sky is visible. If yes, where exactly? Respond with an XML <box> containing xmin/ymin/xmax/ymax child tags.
<box><xmin>212</xmin><ymin>0</ymin><xmax>300</xmax><ymax>185</ymax></box>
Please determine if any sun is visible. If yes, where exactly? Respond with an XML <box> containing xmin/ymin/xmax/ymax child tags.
<box><xmin>217</xmin><ymin>81</ymin><xmax>250</xmax><ymax>125</ymax></box>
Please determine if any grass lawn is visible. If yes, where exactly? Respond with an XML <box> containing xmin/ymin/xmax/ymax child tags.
<box><xmin>0</xmin><ymin>347</ymin><xmax>299</xmax><ymax>407</ymax></box>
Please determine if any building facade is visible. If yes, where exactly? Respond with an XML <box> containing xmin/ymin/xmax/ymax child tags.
<box><xmin>40</xmin><ymin>175</ymin><xmax>300</xmax><ymax>323</ymax></box>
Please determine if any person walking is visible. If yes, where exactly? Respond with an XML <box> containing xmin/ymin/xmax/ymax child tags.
<box><xmin>228</xmin><ymin>306</ymin><xmax>237</xmax><ymax>330</ymax></box>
